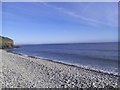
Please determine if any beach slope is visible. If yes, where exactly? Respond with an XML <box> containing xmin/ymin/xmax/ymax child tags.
<box><xmin>1</xmin><ymin>49</ymin><xmax>119</xmax><ymax>88</ymax></box>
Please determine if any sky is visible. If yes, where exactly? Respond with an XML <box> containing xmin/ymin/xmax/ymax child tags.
<box><xmin>2</xmin><ymin>2</ymin><xmax>118</xmax><ymax>44</ymax></box>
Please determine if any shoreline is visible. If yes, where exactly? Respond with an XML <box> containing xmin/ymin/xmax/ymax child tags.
<box><xmin>7</xmin><ymin>50</ymin><xmax>119</xmax><ymax>77</ymax></box>
<box><xmin>1</xmin><ymin>49</ymin><xmax>119</xmax><ymax>88</ymax></box>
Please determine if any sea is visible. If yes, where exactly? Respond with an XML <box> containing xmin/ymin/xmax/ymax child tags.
<box><xmin>11</xmin><ymin>42</ymin><xmax>119</xmax><ymax>75</ymax></box>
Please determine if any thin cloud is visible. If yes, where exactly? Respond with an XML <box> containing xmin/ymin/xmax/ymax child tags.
<box><xmin>42</xmin><ymin>2</ymin><xmax>117</xmax><ymax>27</ymax></box>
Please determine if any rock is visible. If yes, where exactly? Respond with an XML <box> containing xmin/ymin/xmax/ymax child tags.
<box><xmin>73</xmin><ymin>79</ymin><xmax>78</xmax><ymax>84</ymax></box>
<box><xmin>104</xmin><ymin>85</ymin><xmax>115</xmax><ymax>90</ymax></box>
<box><xmin>1</xmin><ymin>49</ymin><xmax>119</xmax><ymax>88</ymax></box>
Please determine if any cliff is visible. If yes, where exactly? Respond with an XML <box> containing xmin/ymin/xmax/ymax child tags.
<box><xmin>0</xmin><ymin>36</ymin><xmax>14</xmax><ymax>49</ymax></box>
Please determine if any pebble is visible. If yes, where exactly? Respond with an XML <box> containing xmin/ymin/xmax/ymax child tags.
<box><xmin>0</xmin><ymin>50</ymin><xmax>119</xmax><ymax>88</ymax></box>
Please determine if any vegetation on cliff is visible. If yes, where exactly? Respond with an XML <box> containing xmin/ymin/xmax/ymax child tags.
<box><xmin>0</xmin><ymin>36</ymin><xmax>14</xmax><ymax>49</ymax></box>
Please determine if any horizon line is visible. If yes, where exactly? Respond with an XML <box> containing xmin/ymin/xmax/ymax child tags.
<box><xmin>15</xmin><ymin>41</ymin><xmax>118</xmax><ymax>45</ymax></box>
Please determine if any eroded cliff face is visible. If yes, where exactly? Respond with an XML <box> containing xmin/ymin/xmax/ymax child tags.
<box><xmin>0</xmin><ymin>36</ymin><xmax>14</xmax><ymax>49</ymax></box>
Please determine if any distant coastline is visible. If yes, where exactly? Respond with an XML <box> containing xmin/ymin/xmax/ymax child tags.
<box><xmin>0</xmin><ymin>36</ymin><xmax>14</xmax><ymax>49</ymax></box>
<box><xmin>0</xmin><ymin>36</ymin><xmax>21</xmax><ymax>49</ymax></box>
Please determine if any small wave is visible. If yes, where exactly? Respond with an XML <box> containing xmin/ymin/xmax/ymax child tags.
<box><xmin>10</xmin><ymin>51</ymin><xmax>119</xmax><ymax>76</ymax></box>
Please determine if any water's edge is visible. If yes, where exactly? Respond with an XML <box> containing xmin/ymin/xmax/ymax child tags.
<box><xmin>6</xmin><ymin>49</ymin><xmax>119</xmax><ymax>77</ymax></box>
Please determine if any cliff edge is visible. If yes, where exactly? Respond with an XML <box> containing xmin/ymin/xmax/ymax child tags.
<box><xmin>0</xmin><ymin>36</ymin><xmax>14</xmax><ymax>49</ymax></box>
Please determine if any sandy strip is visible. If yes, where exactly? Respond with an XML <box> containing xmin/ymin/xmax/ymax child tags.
<box><xmin>0</xmin><ymin>49</ymin><xmax>119</xmax><ymax>88</ymax></box>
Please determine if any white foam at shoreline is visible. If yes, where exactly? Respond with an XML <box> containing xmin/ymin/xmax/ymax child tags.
<box><xmin>2</xmin><ymin>49</ymin><xmax>119</xmax><ymax>88</ymax></box>
<box><xmin>10</xmin><ymin>51</ymin><xmax>119</xmax><ymax>76</ymax></box>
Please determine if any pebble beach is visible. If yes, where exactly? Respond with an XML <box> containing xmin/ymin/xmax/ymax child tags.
<box><xmin>0</xmin><ymin>49</ymin><xmax>119</xmax><ymax>88</ymax></box>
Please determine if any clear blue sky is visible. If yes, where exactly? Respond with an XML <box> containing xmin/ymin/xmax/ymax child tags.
<box><xmin>2</xmin><ymin>2</ymin><xmax>118</xmax><ymax>44</ymax></box>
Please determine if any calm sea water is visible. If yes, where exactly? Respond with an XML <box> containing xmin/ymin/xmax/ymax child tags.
<box><xmin>11</xmin><ymin>42</ymin><xmax>118</xmax><ymax>75</ymax></box>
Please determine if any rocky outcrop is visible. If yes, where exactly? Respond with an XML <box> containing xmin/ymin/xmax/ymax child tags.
<box><xmin>0</xmin><ymin>36</ymin><xmax>14</xmax><ymax>49</ymax></box>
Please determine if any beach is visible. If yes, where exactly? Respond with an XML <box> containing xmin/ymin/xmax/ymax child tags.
<box><xmin>0</xmin><ymin>49</ymin><xmax>119</xmax><ymax>88</ymax></box>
